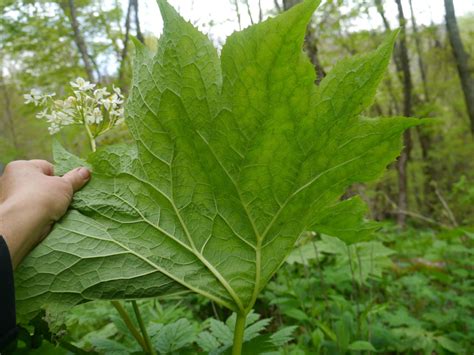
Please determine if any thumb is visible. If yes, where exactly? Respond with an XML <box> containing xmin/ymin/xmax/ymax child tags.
<box><xmin>62</xmin><ymin>167</ymin><xmax>91</xmax><ymax>192</ymax></box>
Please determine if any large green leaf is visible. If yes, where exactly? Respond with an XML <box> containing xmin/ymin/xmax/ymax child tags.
<box><xmin>15</xmin><ymin>0</ymin><xmax>418</xmax><ymax>320</ymax></box>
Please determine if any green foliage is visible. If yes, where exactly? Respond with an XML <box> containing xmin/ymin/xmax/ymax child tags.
<box><xmin>2</xmin><ymin>0</ymin><xmax>474</xmax><ymax>353</ymax></box>
<box><xmin>196</xmin><ymin>311</ymin><xmax>295</xmax><ymax>354</ymax></box>
<box><xmin>15</xmin><ymin>0</ymin><xmax>415</xmax><ymax>324</ymax></box>
<box><xmin>10</xmin><ymin>216</ymin><xmax>473</xmax><ymax>354</ymax></box>
<box><xmin>149</xmin><ymin>318</ymin><xmax>197</xmax><ymax>353</ymax></box>
<box><xmin>262</xmin><ymin>226</ymin><xmax>473</xmax><ymax>354</ymax></box>
<box><xmin>10</xmin><ymin>299</ymin><xmax>297</xmax><ymax>354</ymax></box>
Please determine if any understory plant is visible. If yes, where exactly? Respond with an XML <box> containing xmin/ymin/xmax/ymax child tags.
<box><xmin>15</xmin><ymin>0</ymin><xmax>419</xmax><ymax>353</ymax></box>
<box><xmin>261</xmin><ymin>226</ymin><xmax>472</xmax><ymax>354</ymax></box>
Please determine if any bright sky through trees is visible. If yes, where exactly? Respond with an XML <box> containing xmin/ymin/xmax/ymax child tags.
<box><xmin>138</xmin><ymin>0</ymin><xmax>474</xmax><ymax>44</ymax></box>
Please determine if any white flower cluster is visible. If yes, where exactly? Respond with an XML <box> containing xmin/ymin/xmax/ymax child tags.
<box><xmin>24</xmin><ymin>78</ymin><xmax>125</xmax><ymax>136</ymax></box>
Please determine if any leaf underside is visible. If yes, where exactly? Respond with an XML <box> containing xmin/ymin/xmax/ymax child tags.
<box><xmin>15</xmin><ymin>0</ymin><xmax>418</xmax><ymax>320</ymax></box>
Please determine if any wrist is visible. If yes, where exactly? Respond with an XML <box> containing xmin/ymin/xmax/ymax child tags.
<box><xmin>0</xmin><ymin>199</ymin><xmax>45</xmax><ymax>269</ymax></box>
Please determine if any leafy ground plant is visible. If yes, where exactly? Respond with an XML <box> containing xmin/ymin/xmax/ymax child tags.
<box><xmin>262</xmin><ymin>226</ymin><xmax>473</xmax><ymax>354</ymax></box>
<box><xmin>15</xmin><ymin>0</ymin><xmax>419</xmax><ymax>353</ymax></box>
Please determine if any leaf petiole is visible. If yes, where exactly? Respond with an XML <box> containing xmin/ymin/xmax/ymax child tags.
<box><xmin>132</xmin><ymin>300</ymin><xmax>156</xmax><ymax>355</ymax></box>
<box><xmin>111</xmin><ymin>300</ymin><xmax>148</xmax><ymax>352</ymax></box>
<box><xmin>232</xmin><ymin>312</ymin><xmax>247</xmax><ymax>355</ymax></box>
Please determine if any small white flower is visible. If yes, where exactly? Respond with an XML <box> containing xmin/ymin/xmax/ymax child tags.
<box><xmin>101</xmin><ymin>97</ymin><xmax>112</xmax><ymax>111</ymax></box>
<box><xmin>70</xmin><ymin>77</ymin><xmax>95</xmax><ymax>91</ymax></box>
<box><xmin>110</xmin><ymin>107</ymin><xmax>124</xmax><ymax>119</ymax></box>
<box><xmin>114</xmin><ymin>117</ymin><xmax>125</xmax><ymax>126</ymax></box>
<box><xmin>84</xmin><ymin>113</ymin><xmax>94</xmax><ymax>125</ymax></box>
<box><xmin>73</xmin><ymin>90</ymin><xmax>82</xmax><ymax>100</ymax></box>
<box><xmin>53</xmin><ymin>99</ymin><xmax>65</xmax><ymax>109</ymax></box>
<box><xmin>24</xmin><ymin>89</ymin><xmax>43</xmax><ymax>106</ymax></box>
<box><xmin>62</xmin><ymin>107</ymin><xmax>75</xmax><ymax>118</ymax></box>
<box><xmin>48</xmin><ymin>124</ymin><xmax>60</xmax><ymax>135</ymax></box>
<box><xmin>36</xmin><ymin>109</ymin><xmax>48</xmax><ymax>119</ymax></box>
<box><xmin>110</xmin><ymin>93</ymin><xmax>123</xmax><ymax>105</ymax></box>
<box><xmin>43</xmin><ymin>92</ymin><xmax>56</xmax><ymax>100</ymax></box>
<box><xmin>85</xmin><ymin>107</ymin><xmax>103</xmax><ymax>125</ymax></box>
<box><xmin>112</xmin><ymin>85</ymin><xmax>124</xmax><ymax>98</ymax></box>
<box><xmin>23</xmin><ymin>94</ymin><xmax>34</xmax><ymax>104</ymax></box>
<box><xmin>66</xmin><ymin>96</ymin><xmax>76</xmax><ymax>105</ymax></box>
<box><xmin>57</xmin><ymin>111</ymin><xmax>74</xmax><ymax>126</ymax></box>
<box><xmin>92</xmin><ymin>107</ymin><xmax>103</xmax><ymax>124</ymax></box>
<box><xmin>45</xmin><ymin>112</ymin><xmax>58</xmax><ymax>124</ymax></box>
<box><xmin>85</xmin><ymin>95</ymin><xmax>96</xmax><ymax>105</ymax></box>
<box><xmin>94</xmin><ymin>87</ymin><xmax>109</xmax><ymax>100</ymax></box>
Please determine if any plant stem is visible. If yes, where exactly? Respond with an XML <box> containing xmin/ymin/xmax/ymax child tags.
<box><xmin>347</xmin><ymin>245</ymin><xmax>361</xmax><ymax>339</ymax></box>
<box><xmin>232</xmin><ymin>312</ymin><xmax>247</xmax><ymax>355</ymax></box>
<box><xmin>132</xmin><ymin>300</ymin><xmax>156</xmax><ymax>355</ymax></box>
<box><xmin>84</xmin><ymin>120</ymin><xmax>97</xmax><ymax>152</ymax></box>
<box><xmin>111</xmin><ymin>300</ymin><xmax>148</xmax><ymax>353</ymax></box>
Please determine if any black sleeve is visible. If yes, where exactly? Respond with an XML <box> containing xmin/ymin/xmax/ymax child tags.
<box><xmin>0</xmin><ymin>235</ymin><xmax>18</xmax><ymax>350</ymax></box>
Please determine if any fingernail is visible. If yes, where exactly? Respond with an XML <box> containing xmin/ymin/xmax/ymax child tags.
<box><xmin>77</xmin><ymin>167</ymin><xmax>91</xmax><ymax>180</ymax></box>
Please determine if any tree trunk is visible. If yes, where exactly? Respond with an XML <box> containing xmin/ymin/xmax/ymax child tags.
<box><xmin>395</xmin><ymin>0</ymin><xmax>413</xmax><ymax>227</ymax></box>
<box><xmin>63</xmin><ymin>0</ymin><xmax>95</xmax><ymax>82</ymax></box>
<box><xmin>408</xmin><ymin>0</ymin><xmax>429</xmax><ymax>101</ymax></box>
<box><xmin>232</xmin><ymin>0</ymin><xmax>243</xmax><ymax>31</ymax></box>
<box><xmin>282</xmin><ymin>0</ymin><xmax>300</xmax><ymax>10</ymax></box>
<box><xmin>444</xmin><ymin>0</ymin><xmax>474</xmax><ymax>135</ymax></box>
<box><xmin>281</xmin><ymin>0</ymin><xmax>326</xmax><ymax>84</ymax></box>
<box><xmin>273</xmin><ymin>0</ymin><xmax>281</xmax><ymax>12</ymax></box>
<box><xmin>244</xmin><ymin>0</ymin><xmax>255</xmax><ymax>25</ymax></box>
<box><xmin>258</xmin><ymin>0</ymin><xmax>263</xmax><ymax>22</ymax></box>
<box><xmin>132</xmin><ymin>0</ymin><xmax>144</xmax><ymax>44</ymax></box>
<box><xmin>375</xmin><ymin>0</ymin><xmax>390</xmax><ymax>32</ymax></box>
<box><xmin>305</xmin><ymin>27</ymin><xmax>326</xmax><ymax>84</ymax></box>
<box><xmin>0</xmin><ymin>74</ymin><xmax>19</xmax><ymax>153</ymax></box>
<box><xmin>375</xmin><ymin>0</ymin><xmax>403</xmax><ymax>80</ymax></box>
<box><xmin>408</xmin><ymin>0</ymin><xmax>437</xmax><ymax>214</ymax></box>
<box><xmin>119</xmin><ymin>0</ymin><xmax>133</xmax><ymax>86</ymax></box>
<box><xmin>97</xmin><ymin>1</ymin><xmax>121</xmax><ymax>58</ymax></box>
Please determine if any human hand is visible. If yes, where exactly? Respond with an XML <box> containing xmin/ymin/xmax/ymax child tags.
<box><xmin>0</xmin><ymin>160</ymin><xmax>90</xmax><ymax>269</ymax></box>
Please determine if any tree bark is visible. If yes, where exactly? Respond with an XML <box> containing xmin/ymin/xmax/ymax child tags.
<box><xmin>132</xmin><ymin>0</ymin><xmax>144</xmax><ymax>44</ymax></box>
<box><xmin>408</xmin><ymin>0</ymin><xmax>429</xmax><ymax>101</ymax></box>
<box><xmin>244</xmin><ymin>0</ymin><xmax>255</xmax><ymax>25</ymax></box>
<box><xmin>375</xmin><ymin>0</ymin><xmax>404</xmax><ymax>79</ymax></box>
<box><xmin>232</xmin><ymin>0</ymin><xmax>243</xmax><ymax>31</ymax></box>
<box><xmin>0</xmin><ymin>74</ymin><xmax>19</xmax><ymax>152</ymax></box>
<box><xmin>408</xmin><ymin>0</ymin><xmax>438</xmax><ymax>214</ymax></box>
<box><xmin>119</xmin><ymin>0</ymin><xmax>133</xmax><ymax>86</ymax></box>
<box><xmin>444</xmin><ymin>0</ymin><xmax>474</xmax><ymax>135</ymax></box>
<box><xmin>97</xmin><ymin>1</ymin><xmax>121</xmax><ymax>58</ymax></box>
<box><xmin>374</xmin><ymin>0</ymin><xmax>390</xmax><ymax>31</ymax></box>
<box><xmin>394</xmin><ymin>0</ymin><xmax>413</xmax><ymax>227</ymax></box>
<box><xmin>305</xmin><ymin>27</ymin><xmax>326</xmax><ymax>84</ymax></box>
<box><xmin>379</xmin><ymin>0</ymin><xmax>437</xmax><ymax>220</ymax></box>
<box><xmin>281</xmin><ymin>0</ymin><xmax>326</xmax><ymax>84</ymax></box>
<box><xmin>63</xmin><ymin>0</ymin><xmax>95</xmax><ymax>82</ymax></box>
<box><xmin>273</xmin><ymin>0</ymin><xmax>281</xmax><ymax>12</ymax></box>
<box><xmin>282</xmin><ymin>0</ymin><xmax>300</xmax><ymax>10</ymax></box>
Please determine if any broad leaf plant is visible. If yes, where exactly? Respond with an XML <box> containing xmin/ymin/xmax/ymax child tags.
<box><xmin>16</xmin><ymin>0</ymin><xmax>418</xmax><ymax>353</ymax></box>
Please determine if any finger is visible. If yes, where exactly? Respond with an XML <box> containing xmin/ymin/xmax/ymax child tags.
<box><xmin>62</xmin><ymin>167</ymin><xmax>91</xmax><ymax>192</ymax></box>
<box><xmin>29</xmin><ymin>159</ymin><xmax>54</xmax><ymax>176</ymax></box>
